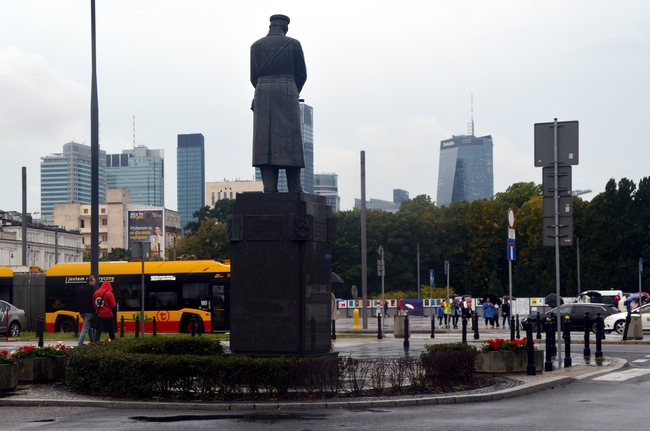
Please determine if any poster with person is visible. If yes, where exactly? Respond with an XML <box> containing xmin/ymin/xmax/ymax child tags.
<box><xmin>127</xmin><ymin>209</ymin><xmax>165</xmax><ymax>258</ymax></box>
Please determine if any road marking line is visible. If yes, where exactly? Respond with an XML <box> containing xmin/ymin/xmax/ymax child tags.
<box><xmin>593</xmin><ymin>368</ymin><xmax>650</xmax><ymax>381</ymax></box>
<box><xmin>633</xmin><ymin>359</ymin><xmax>649</xmax><ymax>363</ymax></box>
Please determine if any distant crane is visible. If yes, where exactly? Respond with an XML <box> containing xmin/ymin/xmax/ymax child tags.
<box><xmin>572</xmin><ymin>189</ymin><xmax>592</xmax><ymax>196</ymax></box>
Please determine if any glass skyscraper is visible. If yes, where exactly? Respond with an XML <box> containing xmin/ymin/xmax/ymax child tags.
<box><xmin>314</xmin><ymin>173</ymin><xmax>340</xmax><ymax>211</ymax></box>
<box><xmin>255</xmin><ymin>103</ymin><xmax>314</xmax><ymax>193</ymax></box>
<box><xmin>106</xmin><ymin>146</ymin><xmax>164</xmax><ymax>207</ymax></box>
<box><xmin>40</xmin><ymin>141</ymin><xmax>106</xmax><ymax>220</ymax></box>
<box><xmin>436</xmin><ymin>134</ymin><xmax>493</xmax><ymax>207</ymax></box>
<box><xmin>177</xmin><ymin>134</ymin><xmax>205</xmax><ymax>229</ymax></box>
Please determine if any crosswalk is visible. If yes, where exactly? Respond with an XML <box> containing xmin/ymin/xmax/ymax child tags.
<box><xmin>593</xmin><ymin>355</ymin><xmax>650</xmax><ymax>381</ymax></box>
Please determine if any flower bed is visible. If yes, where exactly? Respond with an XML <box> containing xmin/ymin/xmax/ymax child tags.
<box><xmin>9</xmin><ymin>344</ymin><xmax>68</xmax><ymax>382</ymax></box>
<box><xmin>0</xmin><ymin>350</ymin><xmax>17</xmax><ymax>390</ymax></box>
<box><xmin>476</xmin><ymin>338</ymin><xmax>543</xmax><ymax>373</ymax></box>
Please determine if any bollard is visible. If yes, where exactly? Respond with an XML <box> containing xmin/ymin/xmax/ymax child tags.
<box><xmin>353</xmin><ymin>307</ymin><xmax>360</xmax><ymax>331</ymax></box>
<box><xmin>74</xmin><ymin>315</ymin><xmax>79</xmax><ymax>337</ymax></box>
<box><xmin>564</xmin><ymin>316</ymin><xmax>572</xmax><ymax>367</ymax></box>
<box><xmin>461</xmin><ymin>315</ymin><xmax>467</xmax><ymax>344</ymax></box>
<box><xmin>430</xmin><ymin>314</ymin><xmax>435</xmax><ymax>339</ymax></box>
<box><xmin>544</xmin><ymin>318</ymin><xmax>554</xmax><ymax>371</ymax></box>
<box><xmin>536</xmin><ymin>312</ymin><xmax>542</xmax><ymax>340</ymax></box>
<box><xmin>510</xmin><ymin>315</ymin><xmax>515</xmax><ymax>341</ymax></box>
<box><xmin>404</xmin><ymin>313</ymin><xmax>410</xmax><ymax>350</ymax></box>
<box><xmin>153</xmin><ymin>316</ymin><xmax>157</xmax><ymax>337</ymax></box>
<box><xmin>526</xmin><ymin>321</ymin><xmax>536</xmax><ymax>375</ymax></box>
<box><xmin>377</xmin><ymin>313</ymin><xmax>382</xmax><ymax>340</ymax></box>
<box><xmin>595</xmin><ymin>313</ymin><xmax>603</xmax><ymax>361</ymax></box>
<box><xmin>120</xmin><ymin>316</ymin><xmax>125</xmax><ymax>338</ymax></box>
<box><xmin>37</xmin><ymin>316</ymin><xmax>44</xmax><ymax>348</ymax></box>
<box><xmin>332</xmin><ymin>319</ymin><xmax>337</xmax><ymax>340</ymax></box>
<box><xmin>515</xmin><ymin>314</ymin><xmax>521</xmax><ymax>339</ymax></box>
<box><xmin>473</xmin><ymin>311</ymin><xmax>480</xmax><ymax>340</ymax></box>
<box><xmin>547</xmin><ymin>317</ymin><xmax>556</xmax><ymax>356</ymax></box>
<box><xmin>583</xmin><ymin>312</ymin><xmax>591</xmax><ymax>358</ymax></box>
<box><xmin>135</xmin><ymin>317</ymin><xmax>140</xmax><ymax>338</ymax></box>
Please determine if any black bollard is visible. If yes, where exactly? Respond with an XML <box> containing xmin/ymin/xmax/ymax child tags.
<box><xmin>37</xmin><ymin>316</ymin><xmax>44</xmax><ymax>348</ymax></box>
<box><xmin>526</xmin><ymin>321</ymin><xmax>536</xmax><ymax>375</ymax></box>
<box><xmin>135</xmin><ymin>317</ymin><xmax>140</xmax><ymax>338</ymax></box>
<box><xmin>544</xmin><ymin>318</ymin><xmax>554</xmax><ymax>371</ymax></box>
<box><xmin>74</xmin><ymin>315</ymin><xmax>79</xmax><ymax>337</ymax></box>
<box><xmin>548</xmin><ymin>317</ymin><xmax>556</xmax><ymax>356</ymax></box>
<box><xmin>377</xmin><ymin>313</ymin><xmax>382</xmax><ymax>339</ymax></box>
<box><xmin>430</xmin><ymin>314</ymin><xmax>435</xmax><ymax>339</ymax></box>
<box><xmin>120</xmin><ymin>316</ymin><xmax>125</xmax><ymax>338</ymax></box>
<box><xmin>510</xmin><ymin>315</ymin><xmax>515</xmax><ymax>340</ymax></box>
<box><xmin>332</xmin><ymin>318</ymin><xmax>337</xmax><ymax>340</ymax></box>
<box><xmin>404</xmin><ymin>313</ymin><xmax>410</xmax><ymax>350</ymax></box>
<box><xmin>515</xmin><ymin>314</ymin><xmax>521</xmax><ymax>339</ymax></box>
<box><xmin>536</xmin><ymin>312</ymin><xmax>542</xmax><ymax>340</ymax></box>
<box><xmin>473</xmin><ymin>311</ymin><xmax>480</xmax><ymax>340</ymax></box>
<box><xmin>564</xmin><ymin>316</ymin><xmax>572</xmax><ymax>367</ymax></box>
<box><xmin>153</xmin><ymin>316</ymin><xmax>157</xmax><ymax>337</ymax></box>
<box><xmin>595</xmin><ymin>313</ymin><xmax>603</xmax><ymax>361</ymax></box>
<box><xmin>461</xmin><ymin>315</ymin><xmax>467</xmax><ymax>344</ymax></box>
<box><xmin>583</xmin><ymin>312</ymin><xmax>591</xmax><ymax>358</ymax></box>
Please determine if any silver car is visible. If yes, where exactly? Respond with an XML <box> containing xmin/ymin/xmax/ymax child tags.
<box><xmin>0</xmin><ymin>300</ymin><xmax>28</xmax><ymax>337</ymax></box>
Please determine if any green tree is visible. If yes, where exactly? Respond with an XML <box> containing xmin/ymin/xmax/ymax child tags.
<box><xmin>184</xmin><ymin>199</ymin><xmax>234</xmax><ymax>233</ymax></box>
<box><xmin>101</xmin><ymin>247</ymin><xmax>131</xmax><ymax>261</ymax></box>
<box><xmin>175</xmin><ymin>219</ymin><xmax>229</xmax><ymax>260</ymax></box>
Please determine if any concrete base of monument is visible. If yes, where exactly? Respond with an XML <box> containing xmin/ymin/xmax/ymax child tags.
<box><xmin>228</xmin><ymin>192</ymin><xmax>335</xmax><ymax>356</ymax></box>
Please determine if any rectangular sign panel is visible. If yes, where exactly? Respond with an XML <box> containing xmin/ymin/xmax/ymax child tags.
<box><xmin>543</xmin><ymin>215</ymin><xmax>573</xmax><ymax>246</ymax></box>
<box><xmin>534</xmin><ymin>120</ymin><xmax>579</xmax><ymax>167</ymax></box>
<box><xmin>128</xmin><ymin>209</ymin><xmax>165</xmax><ymax>258</ymax></box>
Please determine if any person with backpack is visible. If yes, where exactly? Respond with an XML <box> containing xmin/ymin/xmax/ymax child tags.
<box><xmin>93</xmin><ymin>280</ymin><xmax>117</xmax><ymax>341</ymax></box>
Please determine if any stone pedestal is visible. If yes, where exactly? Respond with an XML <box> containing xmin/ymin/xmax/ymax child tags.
<box><xmin>393</xmin><ymin>316</ymin><xmax>405</xmax><ymax>338</ymax></box>
<box><xmin>475</xmin><ymin>350</ymin><xmax>544</xmax><ymax>373</ymax></box>
<box><xmin>627</xmin><ymin>315</ymin><xmax>644</xmax><ymax>340</ymax></box>
<box><xmin>17</xmin><ymin>356</ymin><xmax>66</xmax><ymax>382</ymax></box>
<box><xmin>0</xmin><ymin>364</ymin><xmax>18</xmax><ymax>390</ymax></box>
<box><xmin>228</xmin><ymin>192</ymin><xmax>334</xmax><ymax>356</ymax></box>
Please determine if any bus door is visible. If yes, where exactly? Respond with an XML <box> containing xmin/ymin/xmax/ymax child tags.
<box><xmin>211</xmin><ymin>283</ymin><xmax>228</xmax><ymax>331</ymax></box>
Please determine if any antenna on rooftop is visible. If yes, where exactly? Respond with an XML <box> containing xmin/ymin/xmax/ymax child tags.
<box><xmin>467</xmin><ymin>94</ymin><xmax>474</xmax><ymax>136</ymax></box>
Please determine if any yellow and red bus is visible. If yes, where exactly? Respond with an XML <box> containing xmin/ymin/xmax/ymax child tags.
<box><xmin>44</xmin><ymin>260</ymin><xmax>230</xmax><ymax>334</ymax></box>
<box><xmin>0</xmin><ymin>267</ymin><xmax>13</xmax><ymax>303</ymax></box>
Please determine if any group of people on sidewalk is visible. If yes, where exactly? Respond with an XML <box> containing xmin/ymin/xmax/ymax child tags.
<box><xmin>436</xmin><ymin>297</ymin><xmax>512</xmax><ymax>330</ymax></box>
<box><xmin>77</xmin><ymin>275</ymin><xmax>117</xmax><ymax>346</ymax></box>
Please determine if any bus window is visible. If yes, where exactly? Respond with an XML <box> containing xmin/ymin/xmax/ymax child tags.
<box><xmin>149</xmin><ymin>292</ymin><xmax>177</xmax><ymax>309</ymax></box>
<box><xmin>118</xmin><ymin>286</ymin><xmax>142</xmax><ymax>310</ymax></box>
<box><xmin>182</xmin><ymin>283</ymin><xmax>208</xmax><ymax>310</ymax></box>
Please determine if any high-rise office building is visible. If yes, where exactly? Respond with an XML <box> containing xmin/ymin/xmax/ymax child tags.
<box><xmin>314</xmin><ymin>173</ymin><xmax>340</xmax><ymax>212</ymax></box>
<box><xmin>393</xmin><ymin>189</ymin><xmax>409</xmax><ymax>206</ymax></box>
<box><xmin>436</xmin><ymin>122</ymin><xmax>493</xmax><ymax>207</ymax></box>
<box><xmin>40</xmin><ymin>141</ymin><xmax>106</xmax><ymax>220</ymax></box>
<box><xmin>177</xmin><ymin>134</ymin><xmax>205</xmax><ymax>229</ymax></box>
<box><xmin>106</xmin><ymin>145</ymin><xmax>164</xmax><ymax>207</ymax></box>
<box><xmin>255</xmin><ymin>103</ymin><xmax>314</xmax><ymax>193</ymax></box>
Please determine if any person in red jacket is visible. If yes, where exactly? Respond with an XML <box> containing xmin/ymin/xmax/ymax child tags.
<box><xmin>93</xmin><ymin>280</ymin><xmax>116</xmax><ymax>341</ymax></box>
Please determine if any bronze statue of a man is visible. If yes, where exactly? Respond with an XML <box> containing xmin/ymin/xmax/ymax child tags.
<box><xmin>250</xmin><ymin>14</ymin><xmax>307</xmax><ymax>193</ymax></box>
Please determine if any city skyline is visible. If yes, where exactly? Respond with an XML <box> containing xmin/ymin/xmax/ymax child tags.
<box><xmin>1</xmin><ymin>2</ymin><xmax>649</xmax><ymax>213</ymax></box>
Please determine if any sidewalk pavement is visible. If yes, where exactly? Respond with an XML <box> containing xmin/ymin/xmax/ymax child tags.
<box><xmin>0</xmin><ymin>332</ymin><xmax>626</xmax><ymax>411</ymax></box>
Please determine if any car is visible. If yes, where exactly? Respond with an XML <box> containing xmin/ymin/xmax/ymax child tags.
<box><xmin>0</xmin><ymin>300</ymin><xmax>28</xmax><ymax>337</ymax></box>
<box><xmin>604</xmin><ymin>304</ymin><xmax>650</xmax><ymax>334</ymax></box>
<box><xmin>521</xmin><ymin>303</ymin><xmax>620</xmax><ymax>333</ymax></box>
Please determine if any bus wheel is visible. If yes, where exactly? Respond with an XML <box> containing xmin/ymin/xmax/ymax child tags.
<box><xmin>58</xmin><ymin>318</ymin><xmax>75</xmax><ymax>333</ymax></box>
<box><xmin>180</xmin><ymin>314</ymin><xmax>200</xmax><ymax>333</ymax></box>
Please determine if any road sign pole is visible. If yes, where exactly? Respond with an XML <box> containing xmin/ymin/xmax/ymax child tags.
<box><xmin>554</xmin><ymin>118</ymin><xmax>562</xmax><ymax>368</ymax></box>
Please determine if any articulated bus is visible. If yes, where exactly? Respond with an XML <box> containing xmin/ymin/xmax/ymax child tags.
<box><xmin>45</xmin><ymin>260</ymin><xmax>230</xmax><ymax>334</ymax></box>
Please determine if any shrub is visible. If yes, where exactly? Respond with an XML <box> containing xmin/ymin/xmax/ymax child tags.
<box><xmin>420</xmin><ymin>343</ymin><xmax>478</xmax><ymax>387</ymax></box>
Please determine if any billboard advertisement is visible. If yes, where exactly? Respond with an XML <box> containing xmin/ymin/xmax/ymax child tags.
<box><xmin>127</xmin><ymin>209</ymin><xmax>165</xmax><ymax>258</ymax></box>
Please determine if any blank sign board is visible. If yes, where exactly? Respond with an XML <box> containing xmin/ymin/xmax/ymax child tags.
<box><xmin>534</xmin><ymin>121</ymin><xmax>579</xmax><ymax>167</ymax></box>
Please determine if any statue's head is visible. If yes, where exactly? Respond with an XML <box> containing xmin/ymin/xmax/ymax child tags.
<box><xmin>269</xmin><ymin>14</ymin><xmax>290</xmax><ymax>34</ymax></box>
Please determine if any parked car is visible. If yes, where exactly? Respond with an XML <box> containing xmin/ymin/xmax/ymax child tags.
<box><xmin>604</xmin><ymin>304</ymin><xmax>650</xmax><ymax>334</ymax></box>
<box><xmin>521</xmin><ymin>303</ymin><xmax>620</xmax><ymax>332</ymax></box>
<box><xmin>0</xmin><ymin>300</ymin><xmax>28</xmax><ymax>337</ymax></box>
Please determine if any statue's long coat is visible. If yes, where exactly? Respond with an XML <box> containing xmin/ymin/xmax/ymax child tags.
<box><xmin>250</xmin><ymin>33</ymin><xmax>307</xmax><ymax>168</ymax></box>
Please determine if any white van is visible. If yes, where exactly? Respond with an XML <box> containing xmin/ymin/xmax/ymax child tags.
<box><xmin>577</xmin><ymin>290</ymin><xmax>625</xmax><ymax>312</ymax></box>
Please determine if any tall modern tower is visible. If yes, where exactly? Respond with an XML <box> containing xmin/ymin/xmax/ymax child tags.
<box><xmin>106</xmin><ymin>145</ymin><xmax>164</xmax><ymax>206</ymax></box>
<box><xmin>40</xmin><ymin>141</ymin><xmax>106</xmax><ymax>220</ymax></box>
<box><xmin>177</xmin><ymin>134</ymin><xmax>205</xmax><ymax>229</ymax></box>
<box><xmin>436</xmin><ymin>128</ymin><xmax>493</xmax><ymax>207</ymax></box>
<box><xmin>255</xmin><ymin>103</ymin><xmax>314</xmax><ymax>193</ymax></box>
<box><xmin>314</xmin><ymin>173</ymin><xmax>340</xmax><ymax>211</ymax></box>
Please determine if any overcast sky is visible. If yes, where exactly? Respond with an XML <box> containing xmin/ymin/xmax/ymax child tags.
<box><xmin>1</xmin><ymin>1</ymin><xmax>649</xmax><ymax>215</ymax></box>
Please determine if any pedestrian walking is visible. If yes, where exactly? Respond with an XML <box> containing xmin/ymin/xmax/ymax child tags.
<box><xmin>437</xmin><ymin>302</ymin><xmax>444</xmax><ymax>326</ymax></box>
<box><xmin>482</xmin><ymin>297</ymin><xmax>495</xmax><ymax>329</ymax></box>
<box><xmin>501</xmin><ymin>299</ymin><xmax>511</xmax><ymax>328</ymax></box>
<box><xmin>443</xmin><ymin>299</ymin><xmax>452</xmax><ymax>329</ymax></box>
<box><xmin>77</xmin><ymin>275</ymin><xmax>97</xmax><ymax>346</ymax></box>
<box><xmin>451</xmin><ymin>299</ymin><xmax>461</xmax><ymax>329</ymax></box>
<box><xmin>93</xmin><ymin>280</ymin><xmax>117</xmax><ymax>341</ymax></box>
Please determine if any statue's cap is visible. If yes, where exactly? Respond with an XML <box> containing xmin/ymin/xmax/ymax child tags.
<box><xmin>270</xmin><ymin>14</ymin><xmax>290</xmax><ymax>24</ymax></box>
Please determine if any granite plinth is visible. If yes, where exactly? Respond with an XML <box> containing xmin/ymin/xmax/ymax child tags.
<box><xmin>228</xmin><ymin>192</ymin><xmax>334</xmax><ymax>356</ymax></box>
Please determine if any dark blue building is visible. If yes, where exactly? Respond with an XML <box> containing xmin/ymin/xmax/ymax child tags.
<box><xmin>177</xmin><ymin>134</ymin><xmax>205</xmax><ymax>229</ymax></box>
